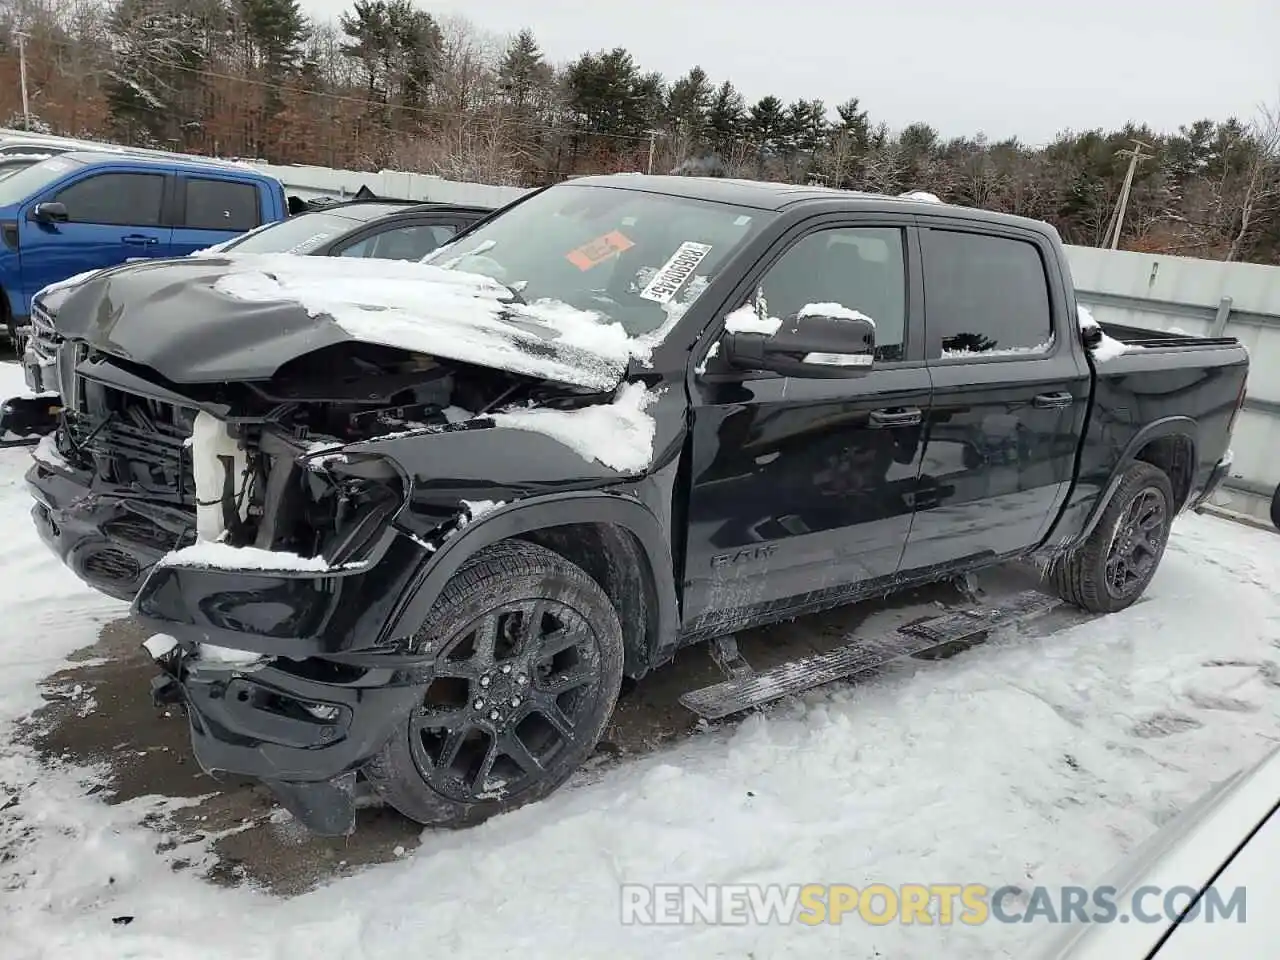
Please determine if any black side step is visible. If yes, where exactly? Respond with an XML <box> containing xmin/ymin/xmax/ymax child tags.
<box><xmin>679</xmin><ymin>589</ymin><xmax>1062</xmax><ymax>721</ymax></box>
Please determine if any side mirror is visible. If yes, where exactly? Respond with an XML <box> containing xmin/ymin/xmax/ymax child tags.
<box><xmin>725</xmin><ymin>309</ymin><xmax>876</xmax><ymax>378</ymax></box>
<box><xmin>30</xmin><ymin>202</ymin><xmax>69</xmax><ymax>224</ymax></box>
<box><xmin>1080</xmin><ymin>323</ymin><xmax>1103</xmax><ymax>349</ymax></box>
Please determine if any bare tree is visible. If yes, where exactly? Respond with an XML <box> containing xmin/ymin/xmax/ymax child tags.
<box><xmin>1225</xmin><ymin>97</ymin><xmax>1280</xmax><ymax>261</ymax></box>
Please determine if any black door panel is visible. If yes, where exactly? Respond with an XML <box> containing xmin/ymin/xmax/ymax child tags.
<box><xmin>900</xmin><ymin>225</ymin><xmax>1090</xmax><ymax>573</ymax></box>
<box><xmin>902</xmin><ymin>357</ymin><xmax>1087</xmax><ymax>570</ymax></box>
<box><xmin>683</xmin><ymin>219</ymin><xmax>927</xmax><ymax>634</ymax></box>
<box><xmin>684</xmin><ymin>369</ymin><xmax>930</xmax><ymax>632</ymax></box>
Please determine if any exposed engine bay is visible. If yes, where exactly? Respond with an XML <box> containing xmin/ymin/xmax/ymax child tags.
<box><xmin>39</xmin><ymin>340</ymin><xmax>586</xmax><ymax>591</ymax></box>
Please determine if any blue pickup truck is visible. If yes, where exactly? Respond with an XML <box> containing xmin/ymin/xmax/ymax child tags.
<box><xmin>0</xmin><ymin>150</ymin><xmax>287</xmax><ymax>341</ymax></box>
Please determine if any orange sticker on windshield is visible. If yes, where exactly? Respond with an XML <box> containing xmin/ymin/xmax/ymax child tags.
<box><xmin>566</xmin><ymin>230</ymin><xmax>635</xmax><ymax>270</ymax></box>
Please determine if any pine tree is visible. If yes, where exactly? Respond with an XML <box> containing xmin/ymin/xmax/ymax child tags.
<box><xmin>706</xmin><ymin>81</ymin><xmax>745</xmax><ymax>154</ymax></box>
<box><xmin>666</xmin><ymin>65</ymin><xmax>713</xmax><ymax>153</ymax></box>
<box><xmin>498</xmin><ymin>28</ymin><xmax>546</xmax><ymax>113</ymax></box>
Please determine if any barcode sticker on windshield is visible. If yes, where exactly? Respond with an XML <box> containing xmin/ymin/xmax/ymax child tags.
<box><xmin>639</xmin><ymin>242</ymin><xmax>713</xmax><ymax>304</ymax></box>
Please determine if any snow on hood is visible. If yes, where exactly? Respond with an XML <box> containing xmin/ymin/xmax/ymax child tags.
<box><xmin>34</xmin><ymin>267</ymin><xmax>109</xmax><ymax>301</ymax></box>
<box><xmin>211</xmin><ymin>254</ymin><xmax>635</xmax><ymax>391</ymax></box>
<box><xmin>490</xmin><ymin>382</ymin><xmax>660</xmax><ymax>473</ymax></box>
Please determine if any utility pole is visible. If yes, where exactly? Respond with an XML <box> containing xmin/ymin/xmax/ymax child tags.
<box><xmin>646</xmin><ymin>130</ymin><xmax>657</xmax><ymax>175</ymax></box>
<box><xmin>15</xmin><ymin>30</ymin><xmax>31</xmax><ymax>131</ymax></box>
<box><xmin>1104</xmin><ymin>138</ymin><xmax>1153</xmax><ymax>250</ymax></box>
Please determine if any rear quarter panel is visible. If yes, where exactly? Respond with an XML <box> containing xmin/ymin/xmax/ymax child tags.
<box><xmin>1049</xmin><ymin>342</ymin><xmax>1248</xmax><ymax>548</ymax></box>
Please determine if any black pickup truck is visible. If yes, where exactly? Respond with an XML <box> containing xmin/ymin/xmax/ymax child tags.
<box><xmin>4</xmin><ymin>175</ymin><xmax>1247</xmax><ymax>836</ymax></box>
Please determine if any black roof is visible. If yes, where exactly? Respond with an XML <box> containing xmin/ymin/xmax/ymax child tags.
<box><xmin>567</xmin><ymin>173</ymin><xmax>1052</xmax><ymax>233</ymax></box>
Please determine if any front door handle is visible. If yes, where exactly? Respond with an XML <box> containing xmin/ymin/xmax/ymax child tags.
<box><xmin>1033</xmin><ymin>392</ymin><xmax>1074</xmax><ymax>409</ymax></box>
<box><xmin>869</xmin><ymin>408</ymin><xmax>923</xmax><ymax>428</ymax></box>
<box><xmin>121</xmin><ymin>234</ymin><xmax>159</xmax><ymax>247</ymax></box>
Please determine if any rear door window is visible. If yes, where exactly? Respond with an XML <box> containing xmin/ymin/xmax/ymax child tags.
<box><xmin>184</xmin><ymin>178</ymin><xmax>260</xmax><ymax>231</ymax></box>
<box><xmin>921</xmin><ymin>229</ymin><xmax>1053</xmax><ymax>358</ymax></box>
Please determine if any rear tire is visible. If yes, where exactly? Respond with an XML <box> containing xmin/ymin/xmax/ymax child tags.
<box><xmin>1048</xmin><ymin>462</ymin><xmax>1175</xmax><ymax>614</ymax></box>
<box><xmin>1270</xmin><ymin>483</ymin><xmax>1280</xmax><ymax>531</ymax></box>
<box><xmin>365</xmin><ymin>539</ymin><xmax>624</xmax><ymax>828</ymax></box>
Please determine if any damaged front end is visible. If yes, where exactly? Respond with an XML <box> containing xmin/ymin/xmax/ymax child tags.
<box><xmin>28</xmin><ymin>339</ymin><xmax>576</xmax><ymax>835</ymax></box>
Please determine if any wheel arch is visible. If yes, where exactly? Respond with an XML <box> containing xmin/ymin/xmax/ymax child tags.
<box><xmin>383</xmin><ymin>492</ymin><xmax>681</xmax><ymax>679</ymax></box>
<box><xmin>1076</xmin><ymin>417</ymin><xmax>1198</xmax><ymax>542</ymax></box>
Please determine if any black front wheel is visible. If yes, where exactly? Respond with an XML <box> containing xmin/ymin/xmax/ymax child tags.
<box><xmin>365</xmin><ymin>540</ymin><xmax>624</xmax><ymax>827</ymax></box>
<box><xmin>1270</xmin><ymin>483</ymin><xmax>1280</xmax><ymax>531</ymax></box>
<box><xmin>1047</xmin><ymin>461</ymin><xmax>1175</xmax><ymax>614</ymax></box>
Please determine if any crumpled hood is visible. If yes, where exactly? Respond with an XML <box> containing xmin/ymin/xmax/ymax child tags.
<box><xmin>42</xmin><ymin>254</ymin><xmax>634</xmax><ymax>390</ymax></box>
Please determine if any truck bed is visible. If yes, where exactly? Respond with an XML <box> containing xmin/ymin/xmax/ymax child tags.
<box><xmin>1102</xmin><ymin>320</ymin><xmax>1241</xmax><ymax>351</ymax></box>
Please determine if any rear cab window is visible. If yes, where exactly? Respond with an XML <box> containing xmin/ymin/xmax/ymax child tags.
<box><xmin>920</xmin><ymin>228</ymin><xmax>1054</xmax><ymax>360</ymax></box>
<box><xmin>183</xmin><ymin>177</ymin><xmax>261</xmax><ymax>231</ymax></box>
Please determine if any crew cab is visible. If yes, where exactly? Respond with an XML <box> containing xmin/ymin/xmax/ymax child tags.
<box><xmin>0</xmin><ymin>151</ymin><xmax>288</xmax><ymax>341</ymax></box>
<box><xmin>6</xmin><ymin>175</ymin><xmax>1247</xmax><ymax>836</ymax></box>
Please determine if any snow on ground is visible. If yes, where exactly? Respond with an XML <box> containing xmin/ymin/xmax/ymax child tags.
<box><xmin>1</xmin><ymin>356</ymin><xmax>1278</xmax><ymax>959</ymax></box>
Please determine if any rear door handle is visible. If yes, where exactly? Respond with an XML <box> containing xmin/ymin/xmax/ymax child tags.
<box><xmin>1033</xmin><ymin>392</ymin><xmax>1074</xmax><ymax>409</ymax></box>
<box><xmin>121</xmin><ymin>234</ymin><xmax>159</xmax><ymax>247</ymax></box>
<box><xmin>869</xmin><ymin>408</ymin><xmax>923</xmax><ymax>428</ymax></box>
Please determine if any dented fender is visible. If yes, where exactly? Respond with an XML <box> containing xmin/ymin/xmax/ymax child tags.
<box><xmin>380</xmin><ymin>490</ymin><xmax>682</xmax><ymax>674</ymax></box>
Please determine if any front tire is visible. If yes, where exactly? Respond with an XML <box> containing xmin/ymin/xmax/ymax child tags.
<box><xmin>365</xmin><ymin>540</ymin><xmax>624</xmax><ymax>828</ymax></box>
<box><xmin>1048</xmin><ymin>462</ymin><xmax>1175</xmax><ymax>614</ymax></box>
<box><xmin>1270</xmin><ymin>483</ymin><xmax>1280</xmax><ymax>531</ymax></box>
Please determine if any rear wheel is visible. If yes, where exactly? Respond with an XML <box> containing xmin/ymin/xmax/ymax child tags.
<box><xmin>1270</xmin><ymin>483</ymin><xmax>1280</xmax><ymax>531</ymax></box>
<box><xmin>1048</xmin><ymin>462</ymin><xmax>1175</xmax><ymax>614</ymax></box>
<box><xmin>365</xmin><ymin>540</ymin><xmax>624</xmax><ymax>827</ymax></box>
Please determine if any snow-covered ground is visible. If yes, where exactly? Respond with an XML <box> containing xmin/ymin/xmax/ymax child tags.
<box><xmin>1</xmin><ymin>359</ymin><xmax>1278</xmax><ymax>959</ymax></box>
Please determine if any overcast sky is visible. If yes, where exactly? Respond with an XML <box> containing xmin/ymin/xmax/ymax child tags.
<box><xmin>300</xmin><ymin>0</ymin><xmax>1279</xmax><ymax>144</ymax></box>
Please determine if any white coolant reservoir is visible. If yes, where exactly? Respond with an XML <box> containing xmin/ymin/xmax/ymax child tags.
<box><xmin>190</xmin><ymin>411</ymin><xmax>249</xmax><ymax>541</ymax></box>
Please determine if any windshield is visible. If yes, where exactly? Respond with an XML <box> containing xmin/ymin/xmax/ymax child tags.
<box><xmin>0</xmin><ymin>155</ymin><xmax>82</xmax><ymax>206</ymax></box>
<box><xmin>222</xmin><ymin>211</ymin><xmax>361</xmax><ymax>254</ymax></box>
<box><xmin>423</xmin><ymin>184</ymin><xmax>770</xmax><ymax>336</ymax></box>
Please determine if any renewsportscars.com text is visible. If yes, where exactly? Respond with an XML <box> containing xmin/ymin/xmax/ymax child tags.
<box><xmin>619</xmin><ymin>883</ymin><xmax>1246</xmax><ymax>926</ymax></box>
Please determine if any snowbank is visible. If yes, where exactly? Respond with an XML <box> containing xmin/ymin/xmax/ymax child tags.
<box><xmin>213</xmin><ymin>254</ymin><xmax>635</xmax><ymax>390</ymax></box>
<box><xmin>491</xmin><ymin>382</ymin><xmax>660</xmax><ymax>473</ymax></box>
<box><xmin>1077</xmin><ymin>303</ymin><xmax>1129</xmax><ymax>361</ymax></box>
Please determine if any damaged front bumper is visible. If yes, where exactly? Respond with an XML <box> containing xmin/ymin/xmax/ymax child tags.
<box><xmin>148</xmin><ymin>641</ymin><xmax>424</xmax><ymax>836</ymax></box>
<box><xmin>135</xmin><ymin>534</ymin><xmax>439</xmax><ymax>836</ymax></box>
<box><xmin>27</xmin><ymin>449</ymin><xmax>445</xmax><ymax>835</ymax></box>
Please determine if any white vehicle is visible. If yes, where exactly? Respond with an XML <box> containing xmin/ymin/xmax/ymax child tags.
<box><xmin>1035</xmin><ymin>743</ymin><xmax>1280</xmax><ymax>958</ymax></box>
